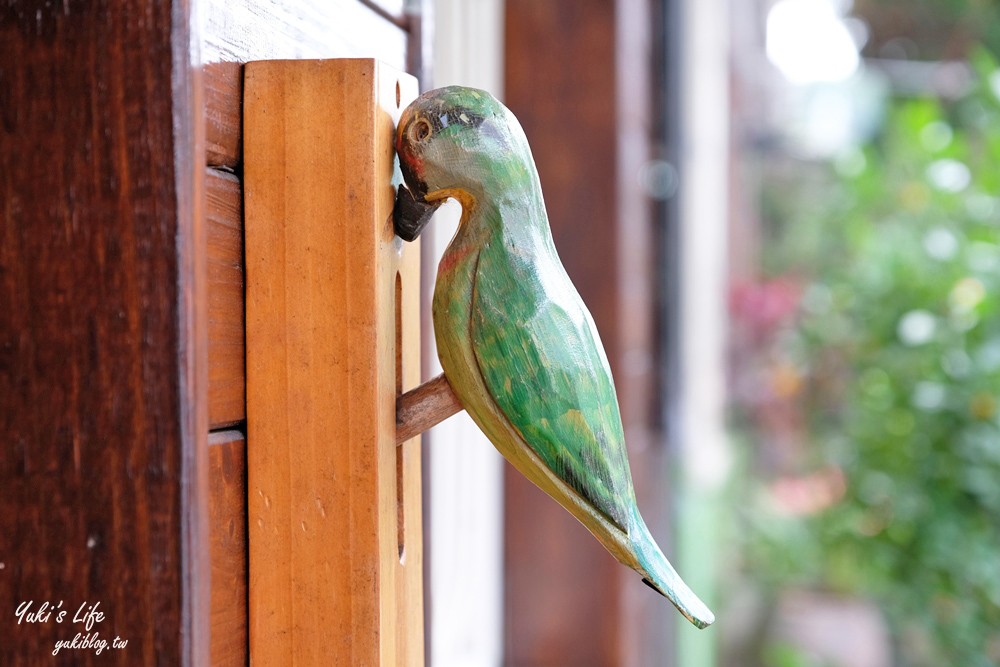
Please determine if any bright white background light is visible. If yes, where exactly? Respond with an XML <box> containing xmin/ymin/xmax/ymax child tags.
<box><xmin>767</xmin><ymin>0</ymin><xmax>861</xmax><ymax>84</ymax></box>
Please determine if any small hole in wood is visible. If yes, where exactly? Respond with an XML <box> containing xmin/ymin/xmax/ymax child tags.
<box><xmin>395</xmin><ymin>271</ymin><xmax>406</xmax><ymax>562</ymax></box>
<box><xmin>395</xmin><ymin>80</ymin><xmax>401</xmax><ymax>109</ymax></box>
<box><xmin>395</xmin><ymin>272</ymin><xmax>403</xmax><ymax>396</ymax></box>
<box><xmin>397</xmin><ymin>443</ymin><xmax>405</xmax><ymax>563</ymax></box>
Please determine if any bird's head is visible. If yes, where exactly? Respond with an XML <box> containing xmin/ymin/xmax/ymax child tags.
<box><xmin>396</xmin><ymin>86</ymin><xmax>525</xmax><ymax>217</ymax></box>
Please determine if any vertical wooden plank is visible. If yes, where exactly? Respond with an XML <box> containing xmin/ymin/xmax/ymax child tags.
<box><xmin>503</xmin><ymin>2</ymin><xmax>623</xmax><ymax>664</ymax></box>
<box><xmin>0</xmin><ymin>3</ymin><xmax>209</xmax><ymax>665</ymax></box>
<box><xmin>206</xmin><ymin>168</ymin><xmax>246</xmax><ymax>428</ymax></box>
<box><xmin>244</xmin><ymin>59</ymin><xmax>422</xmax><ymax>666</ymax></box>
<box><xmin>503</xmin><ymin>1</ymin><xmax>667</xmax><ymax>664</ymax></box>
<box><xmin>208</xmin><ymin>431</ymin><xmax>248</xmax><ymax>667</ymax></box>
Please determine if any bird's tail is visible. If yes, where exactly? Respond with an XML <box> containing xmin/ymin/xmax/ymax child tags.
<box><xmin>632</xmin><ymin>517</ymin><xmax>715</xmax><ymax>629</ymax></box>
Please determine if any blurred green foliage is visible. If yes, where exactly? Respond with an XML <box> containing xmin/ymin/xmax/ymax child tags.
<box><xmin>743</xmin><ymin>51</ymin><xmax>1000</xmax><ymax>666</ymax></box>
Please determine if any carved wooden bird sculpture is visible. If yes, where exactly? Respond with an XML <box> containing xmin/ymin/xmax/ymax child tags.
<box><xmin>394</xmin><ymin>86</ymin><xmax>714</xmax><ymax>629</ymax></box>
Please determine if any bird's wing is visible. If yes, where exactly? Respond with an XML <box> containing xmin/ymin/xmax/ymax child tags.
<box><xmin>471</xmin><ymin>237</ymin><xmax>635</xmax><ymax>530</ymax></box>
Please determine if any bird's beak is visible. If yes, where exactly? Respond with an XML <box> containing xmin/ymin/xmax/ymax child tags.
<box><xmin>393</xmin><ymin>183</ymin><xmax>442</xmax><ymax>242</ymax></box>
<box><xmin>394</xmin><ymin>110</ymin><xmax>442</xmax><ymax>241</ymax></box>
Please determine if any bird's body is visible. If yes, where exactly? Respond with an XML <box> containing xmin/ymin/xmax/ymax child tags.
<box><xmin>396</xmin><ymin>87</ymin><xmax>714</xmax><ymax>629</ymax></box>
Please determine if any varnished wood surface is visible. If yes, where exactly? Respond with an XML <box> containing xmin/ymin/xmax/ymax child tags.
<box><xmin>201</xmin><ymin>6</ymin><xmax>421</xmax><ymax>663</ymax></box>
<box><xmin>0</xmin><ymin>3</ymin><xmax>209</xmax><ymax>665</ymax></box>
<box><xmin>244</xmin><ymin>59</ymin><xmax>423</xmax><ymax>666</ymax></box>
<box><xmin>207</xmin><ymin>169</ymin><xmax>246</xmax><ymax>429</ymax></box>
<box><xmin>396</xmin><ymin>373</ymin><xmax>463</xmax><ymax>445</ymax></box>
<box><xmin>205</xmin><ymin>62</ymin><xmax>245</xmax><ymax>168</ymax></box>
<box><xmin>202</xmin><ymin>0</ymin><xmax>408</xmax><ymax>168</ymax></box>
<box><xmin>209</xmin><ymin>431</ymin><xmax>248</xmax><ymax>667</ymax></box>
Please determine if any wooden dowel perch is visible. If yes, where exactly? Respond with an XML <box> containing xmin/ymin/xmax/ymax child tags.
<box><xmin>396</xmin><ymin>372</ymin><xmax>464</xmax><ymax>445</ymax></box>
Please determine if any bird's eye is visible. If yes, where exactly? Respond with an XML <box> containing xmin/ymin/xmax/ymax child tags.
<box><xmin>409</xmin><ymin>118</ymin><xmax>432</xmax><ymax>144</ymax></box>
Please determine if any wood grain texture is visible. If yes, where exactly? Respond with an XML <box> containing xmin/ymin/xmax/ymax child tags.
<box><xmin>396</xmin><ymin>373</ymin><xmax>463</xmax><ymax>445</ymax></box>
<box><xmin>202</xmin><ymin>0</ymin><xmax>408</xmax><ymax>168</ymax></box>
<box><xmin>244</xmin><ymin>59</ymin><xmax>423</xmax><ymax>666</ymax></box>
<box><xmin>0</xmin><ymin>3</ymin><xmax>209</xmax><ymax>665</ymax></box>
<box><xmin>205</xmin><ymin>62</ymin><xmax>244</xmax><ymax>168</ymax></box>
<box><xmin>207</xmin><ymin>168</ymin><xmax>246</xmax><ymax>428</ymax></box>
<box><xmin>208</xmin><ymin>431</ymin><xmax>248</xmax><ymax>667</ymax></box>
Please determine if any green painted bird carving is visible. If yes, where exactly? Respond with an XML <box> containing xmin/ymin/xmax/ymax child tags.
<box><xmin>395</xmin><ymin>86</ymin><xmax>714</xmax><ymax>629</ymax></box>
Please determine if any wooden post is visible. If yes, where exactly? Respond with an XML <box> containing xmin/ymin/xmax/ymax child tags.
<box><xmin>0</xmin><ymin>4</ymin><xmax>209</xmax><ymax>665</ymax></box>
<box><xmin>243</xmin><ymin>59</ymin><xmax>423</xmax><ymax>666</ymax></box>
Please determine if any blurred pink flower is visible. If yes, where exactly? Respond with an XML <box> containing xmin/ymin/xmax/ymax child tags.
<box><xmin>730</xmin><ymin>277</ymin><xmax>803</xmax><ymax>335</ymax></box>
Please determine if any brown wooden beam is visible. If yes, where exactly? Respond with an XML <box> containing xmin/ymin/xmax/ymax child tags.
<box><xmin>206</xmin><ymin>168</ymin><xmax>246</xmax><ymax>429</ymax></box>
<box><xmin>503</xmin><ymin>0</ymin><xmax>668</xmax><ymax>663</ymax></box>
<box><xmin>0</xmin><ymin>3</ymin><xmax>209</xmax><ymax>664</ymax></box>
<box><xmin>243</xmin><ymin>59</ymin><xmax>424</xmax><ymax>666</ymax></box>
<box><xmin>208</xmin><ymin>430</ymin><xmax>248</xmax><ymax>667</ymax></box>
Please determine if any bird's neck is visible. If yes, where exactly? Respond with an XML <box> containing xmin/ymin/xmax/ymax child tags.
<box><xmin>474</xmin><ymin>165</ymin><xmax>548</xmax><ymax>234</ymax></box>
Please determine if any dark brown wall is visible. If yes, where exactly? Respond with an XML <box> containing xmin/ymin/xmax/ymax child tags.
<box><xmin>1</xmin><ymin>1</ymin><xmax>419</xmax><ymax>664</ymax></box>
<box><xmin>0</xmin><ymin>3</ymin><xmax>209</xmax><ymax>665</ymax></box>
